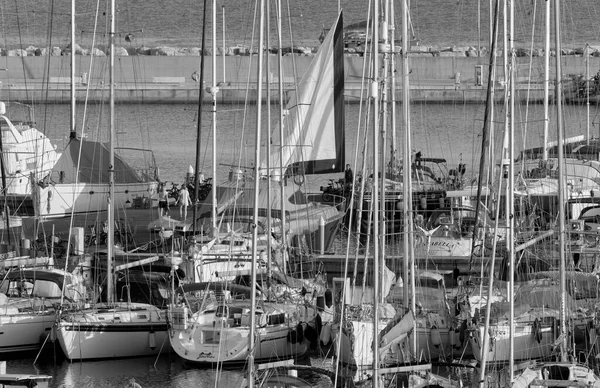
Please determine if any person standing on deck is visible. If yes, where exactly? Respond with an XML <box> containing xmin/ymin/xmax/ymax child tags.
<box><xmin>177</xmin><ymin>184</ymin><xmax>191</xmax><ymax>220</ymax></box>
<box><xmin>158</xmin><ymin>183</ymin><xmax>169</xmax><ymax>217</ymax></box>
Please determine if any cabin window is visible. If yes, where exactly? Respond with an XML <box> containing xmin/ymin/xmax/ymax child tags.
<box><xmin>1</xmin><ymin>280</ymin><xmax>34</xmax><ymax>297</ymax></box>
<box><xmin>544</xmin><ymin>365</ymin><xmax>570</xmax><ymax>380</ymax></box>
<box><xmin>215</xmin><ymin>306</ymin><xmax>228</xmax><ymax>318</ymax></box>
<box><xmin>267</xmin><ymin>312</ymin><xmax>286</xmax><ymax>325</ymax></box>
<box><xmin>201</xmin><ymin>329</ymin><xmax>220</xmax><ymax>344</ymax></box>
<box><xmin>32</xmin><ymin>280</ymin><xmax>62</xmax><ymax>298</ymax></box>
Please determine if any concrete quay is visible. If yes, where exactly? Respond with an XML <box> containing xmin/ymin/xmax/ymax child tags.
<box><xmin>0</xmin><ymin>55</ymin><xmax>596</xmax><ymax>104</ymax></box>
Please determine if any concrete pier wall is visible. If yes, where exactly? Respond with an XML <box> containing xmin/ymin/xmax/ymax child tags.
<box><xmin>0</xmin><ymin>55</ymin><xmax>596</xmax><ymax>103</ymax></box>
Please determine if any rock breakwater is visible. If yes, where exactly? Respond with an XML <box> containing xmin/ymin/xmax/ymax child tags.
<box><xmin>3</xmin><ymin>43</ymin><xmax>600</xmax><ymax>58</ymax></box>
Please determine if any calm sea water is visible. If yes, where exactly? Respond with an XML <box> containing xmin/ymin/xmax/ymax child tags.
<box><xmin>21</xmin><ymin>100</ymin><xmax>599</xmax><ymax>186</ymax></box>
<box><xmin>1</xmin><ymin>0</ymin><xmax>600</xmax><ymax>49</ymax></box>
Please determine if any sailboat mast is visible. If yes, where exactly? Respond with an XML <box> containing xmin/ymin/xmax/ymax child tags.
<box><xmin>371</xmin><ymin>0</ymin><xmax>381</xmax><ymax>385</ymax></box>
<box><xmin>554</xmin><ymin>0</ymin><xmax>568</xmax><ymax>361</ymax></box>
<box><xmin>401</xmin><ymin>0</ymin><xmax>410</xmax><ymax>312</ymax></box>
<box><xmin>211</xmin><ymin>0</ymin><xmax>218</xmax><ymax>228</ymax></box>
<box><xmin>543</xmin><ymin>0</ymin><xmax>550</xmax><ymax>159</ymax></box>
<box><xmin>508</xmin><ymin>0</ymin><xmax>516</xmax><ymax>380</ymax></box>
<box><xmin>379</xmin><ymin>0</ymin><xmax>389</xmax><ymax>294</ymax></box>
<box><xmin>106</xmin><ymin>0</ymin><xmax>116</xmax><ymax>305</ymax></box>
<box><xmin>222</xmin><ymin>6</ymin><xmax>226</xmax><ymax>82</ymax></box>
<box><xmin>586</xmin><ymin>43</ymin><xmax>590</xmax><ymax>143</ymax></box>
<box><xmin>192</xmin><ymin>0</ymin><xmax>208</xmax><ymax>235</ymax></box>
<box><xmin>247</xmin><ymin>0</ymin><xmax>266</xmax><ymax>384</ymax></box>
<box><xmin>401</xmin><ymin>0</ymin><xmax>417</xmax><ymax>359</ymax></box>
<box><xmin>476</xmin><ymin>1</ymin><xmax>501</xmax><ymax>385</ymax></box>
<box><xmin>70</xmin><ymin>0</ymin><xmax>76</xmax><ymax>139</ymax></box>
<box><xmin>389</xmin><ymin>0</ymin><xmax>397</xmax><ymax>169</ymax></box>
<box><xmin>276</xmin><ymin>0</ymin><xmax>287</xmax><ymax>274</ymax></box>
<box><xmin>265</xmin><ymin>0</ymin><xmax>272</xmax><ymax>279</ymax></box>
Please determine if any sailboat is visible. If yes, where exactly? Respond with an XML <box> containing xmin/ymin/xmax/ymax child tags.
<box><xmin>179</xmin><ymin>0</ymin><xmax>347</xmax><ymax>260</ymax></box>
<box><xmin>0</xmin><ymin>268</ymin><xmax>85</xmax><ymax>354</ymax></box>
<box><xmin>178</xmin><ymin>3</ymin><xmax>348</xmax><ymax>293</ymax></box>
<box><xmin>34</xmin><ymin>138</ymin><xmax>159</xmax><ymax>219</ymax></box>
<box><xmin>168</xmin><ymin>9</ymin><xmax>345</xmax><ymax>367</ymax></box>
<box><xmin>333</xmin><ymin>4</ymin><xmax>468</xmax><ymax>388</ymax></box>
<box><xmin>0</xmin><ymin>103</ymin><xmax>61</xmax><ymax>217</ymax></box>
<box><xmin>473</xmin><ymin>2</ymin><xmax>600</xmax><ymax>383</ymax></box>
<box><xmin>2</xmin><ymin>2</ymin><xmax>159</xmax><ymax>221</ymax></box>
<box><xmin>507</xmin><ymin>4</ymin><xmax>600</xmax><ymax>387</ymax></box>
<box><xmin>55</xmin><ymin>0</ymin><xmax>169</xmax><ymax>361</ymax></box>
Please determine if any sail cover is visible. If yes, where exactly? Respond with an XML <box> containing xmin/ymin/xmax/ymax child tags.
<box><xmin>49</xmin><ymin>138</ymin><xmax>143</xmax><ymax>183</ymax></box>
<box><xmin>265</xmin><ymin>11</ymin><xmax>345</xmax><ymax>178</ymax></box>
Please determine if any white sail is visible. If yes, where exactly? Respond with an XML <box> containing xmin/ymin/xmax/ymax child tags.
<box><xmin>264</xmin><ymin>12</ymin><xmax>345</xmax><ymax>179</ymax></box>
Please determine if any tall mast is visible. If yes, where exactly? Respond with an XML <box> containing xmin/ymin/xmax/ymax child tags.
<box><xmin>389</xmin><ymin>0</ymin><xmax>397</xmax><ymax>169</ymax></box>
<box><xmin>401</xmin><ymin>0</ymin><xmax>416</xmax><ymax>358</ymax></box>
<box><xmin>508</xmin><ymin>0</ymin><xmax>516</xmax><ymax>380</ymax></box>
<box><xmin>586</xmin><ymin>43</ymin><xmax>590</xmax><ymax>143</ymax></box>
<box><xmin>211</xmin><ymin>0</ymin><xmax>218</xmax><ymax>228</ymax></box>
<box><xmin>276</xmin><ymin>0</ymin><xmax>287</xmax><ymax>274</ymax></box>
<box><xmin>379</xmin><ymin>0</ymin><xmax>389</xmax><ymax>297</ymax></box>
<box><xmin>554</xmin><ymin>0</ymin><xmax>568</xmax><ymax>362</ymax></box>
<box><xmin>222</xmin><ymin>6</ymin><xmax>226</xmax><ymax>83</ymax></box>
<box><xmin>265</xmin><ymin>0</ymin><xmax>272</xmax><ymax>280</ymax></box>
<box><xmin>543</xmin><ymin>0</ymin><xmax>550</xmax><ymax>159</ymax></box>
<box><xmin>247</xmin><ymin>0</ymin><xmax>266</xmax><ymax>384</ymax></box>
<box><xmin>371</xmin><ymin>0</ymin><xmax>381</xmax><ymax>385</ymax></box>
<box><xmin>477</xmin><ymin>1</ymin><xmax>501</xmax><ymax>385</ymax></box>
<box><xmin>70</xmin><ymin>0</ymin><xmax>76</xmax><ymax>139</ymax></box>
<box><xmin>106</xmin><ymin>0</ymin><xmax>116</xmax><ymax>305</ymax></box>
<box><xmin>193</xmin><ymin>0</ymin><xmax>208</xmax><ymax>235</ymax></box>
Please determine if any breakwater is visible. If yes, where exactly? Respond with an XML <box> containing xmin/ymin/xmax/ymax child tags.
<box><xmin>1</xmin><ymin>45</ymin><xmax>598</xmax><ymax>104</ymax></box>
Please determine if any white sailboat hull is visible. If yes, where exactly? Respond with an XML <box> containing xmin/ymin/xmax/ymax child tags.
<box><xmin>169</xmin><ymin>302</ymin><xmax>313</xmax><ymax>365</ymax></box>
<box><xmin>170</xmin><ymin>324</ymin><xmax>308</xmax><ymax>364</ymax></box>
<box><xmin>57</xmin><ymin>303</ymin><xmax>168</xmax><ymax>360</ymax></box>
<box><xmin>469</xmin><ymin>321</ymin><xmax>555</xmax><ymax>363</ymax></box>
<box><xmin>38</xmin><ymin>181</ymin><xmax>157</xmax><ymax>219</ymax></box>
<box><xmin>0</xmin><ymin>312</ymin><xmax>56</xmax><ymax>353</ymax></box>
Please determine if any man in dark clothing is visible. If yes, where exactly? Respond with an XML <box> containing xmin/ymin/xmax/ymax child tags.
<box><xmin>344</xmin><ymin>164</ymin><xmax>353</xmax><ymax>184</ymax></box>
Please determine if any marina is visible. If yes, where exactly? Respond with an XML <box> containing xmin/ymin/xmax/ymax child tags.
<box><xmin>3</xmin><ymin>0</ymin><xmax>600</xmax><ymax>387</ymax></box>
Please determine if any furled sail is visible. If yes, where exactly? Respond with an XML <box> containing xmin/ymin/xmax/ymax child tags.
<box><xmin>264</xmin><ymin>11</ymin><xmax>345</xmax><ymax>180</ymax></box>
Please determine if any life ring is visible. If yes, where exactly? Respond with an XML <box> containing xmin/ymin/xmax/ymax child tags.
<box><xmin>293</xmin><ymin>173</ymin><xmax>305</xmax><ymax>186</ymax></box>
<box><xmin>534</xmin><ymin>318</ymin><xmax>543</xmax><ymax>343</ymax></box>
<box><xmin>191</xmin><ymin>71</ymin><xmax>200</xmax><ymax>82</ymax></box>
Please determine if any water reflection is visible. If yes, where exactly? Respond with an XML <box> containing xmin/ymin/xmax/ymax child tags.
<box><xmin>6</xmin><ymin>354</ymin><xmax>247</xmax><ymax>388</ymax></box>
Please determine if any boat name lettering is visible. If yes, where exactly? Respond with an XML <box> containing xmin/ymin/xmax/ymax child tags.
<box><xmin>431</xmin><ymin>241</ymin><xmax>453</xmax><ymax>247</ymax></box>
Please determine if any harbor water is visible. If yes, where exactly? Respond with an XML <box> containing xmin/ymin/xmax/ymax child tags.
<box><xmin>1</xmin><ymin>100</ymin><xmax>597</xmax><ymax>387</ymax></box>
<box><xmin>19</xmin><ymin>101</ymin><xmax>598</xmax><ymax>188</ymax></box>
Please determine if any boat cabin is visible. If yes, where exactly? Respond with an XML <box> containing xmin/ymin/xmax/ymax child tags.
<box><xmin>0</xmin><ymin>269</ymin><xmax>83</xmax><ymax>301</ymax></box>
